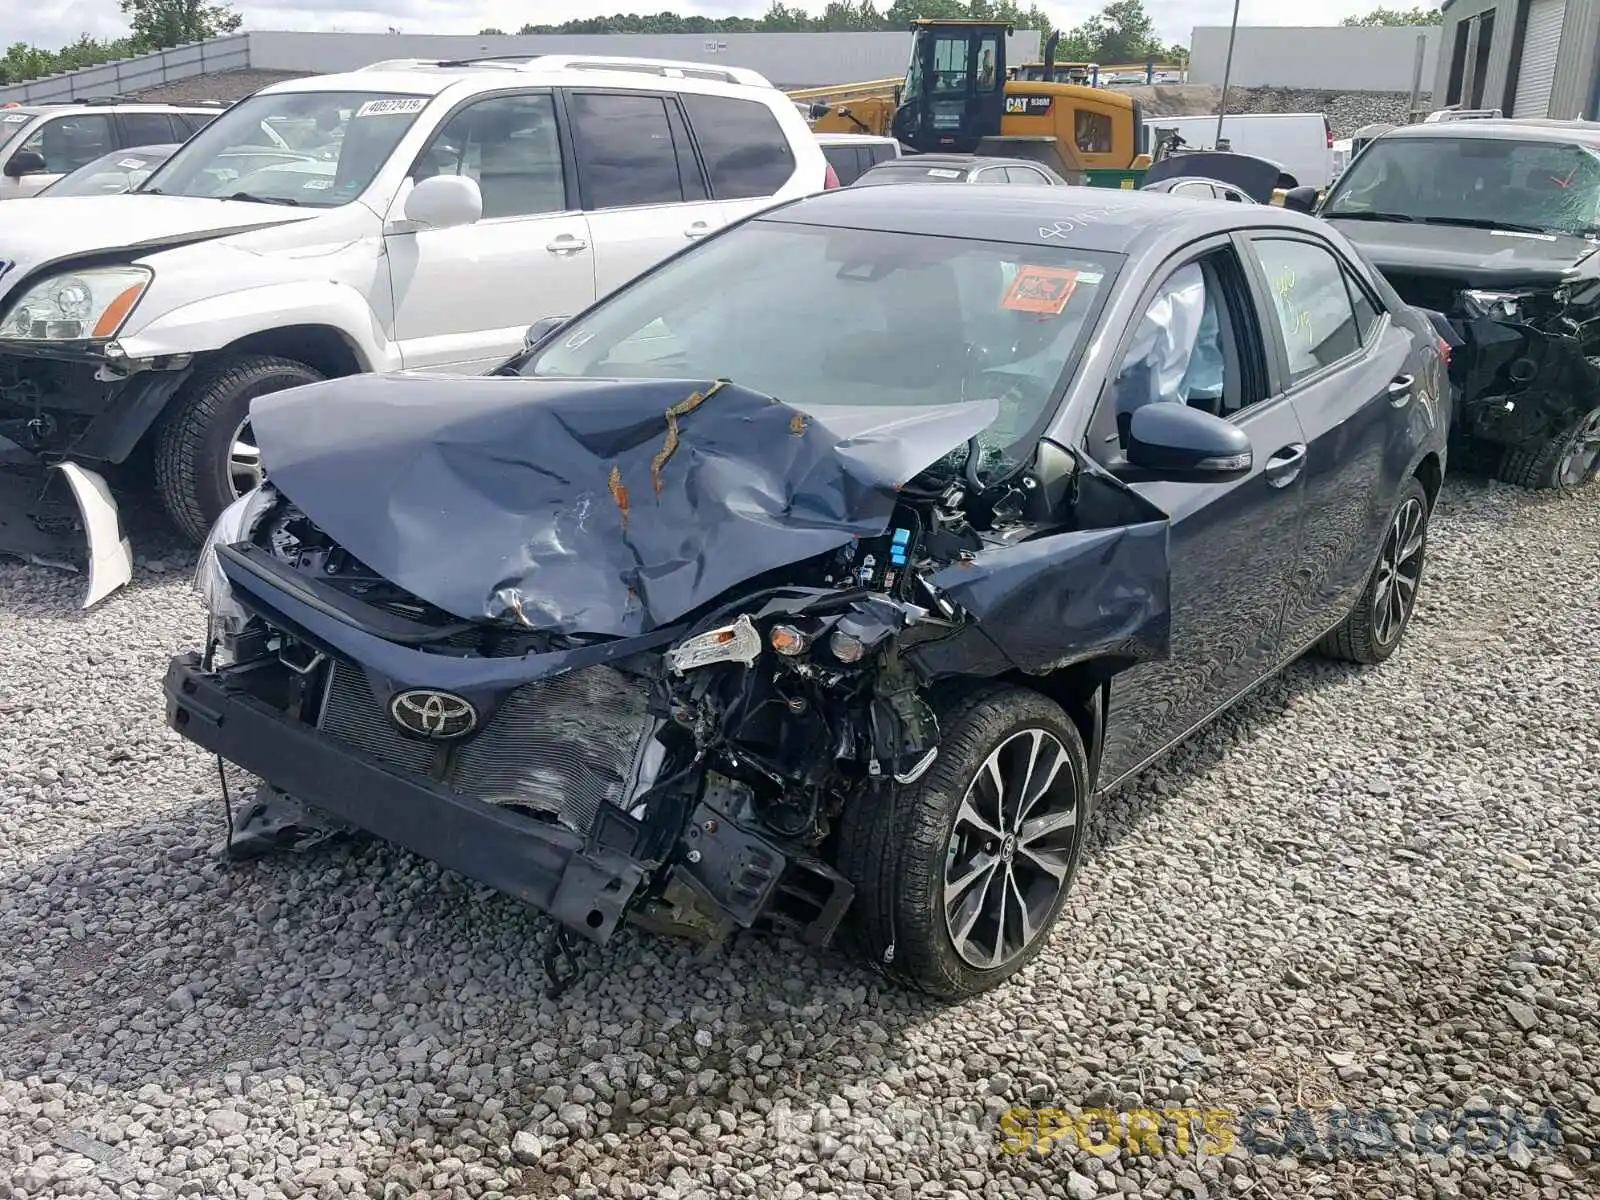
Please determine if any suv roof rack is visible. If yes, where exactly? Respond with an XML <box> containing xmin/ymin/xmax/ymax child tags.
<box><xmin>523</xmin><ymin>54</ymin><xmax>775</xmax><ymax>87</ymax></box>
<box><xmin>351</xmin><ymin>52</ymin><xmax>773</xmax><ymax>88</ymax></box>
<box><xmin>354</xmin><ymin>56</ymin><xmax>536</xmax><ymax>71</ymax></box>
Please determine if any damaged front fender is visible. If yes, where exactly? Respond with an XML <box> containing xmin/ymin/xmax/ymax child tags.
<box><xmin>1452</xmin><ymin>278</ymin><xmax>1600</xmax><ymax>449</ymax></box>
<box><xmin>913</xmin><ymin>521</ymin><xmax>1171</xmax><ymax>679</ymax></box>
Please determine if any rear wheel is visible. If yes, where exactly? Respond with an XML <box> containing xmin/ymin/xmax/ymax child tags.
<box><xmin>1318</xmin><ymin>476</ymin><xmax>1430</xmax><ymax>665</ymax></box>
<box><xmin>153</xmin><ymin>354</ymin><xmax>324</xmax><ymax>544</ymax></box>
<box><xmin>836</xmin><ymin>685</ymin><xmax>1090</xmax><ymax>999</ymax></box>
<box><xmin>1496</xmin><ymin>406</ymin><xmax>1600</xmax><ymax>492</ymax></box>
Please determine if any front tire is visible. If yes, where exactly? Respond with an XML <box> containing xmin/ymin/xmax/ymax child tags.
<box><xmin>836</xmin><ymin>685</ymin><xmax>1090</xmax><ymax>999</ymax></box>
<box><xmin>153</xmin><ymin>355</ymin><xmax>325</xmax><ymax>543</ymax></box>
<box><xmin>1496</xmin><ymin>406</ymin><xmax>1600</xmax><ymax>492</ymax></box>
<box><xmin>1318</xmin><ymin>475</ymin><xmax>1430</xmax><ymax>665</ymax></box>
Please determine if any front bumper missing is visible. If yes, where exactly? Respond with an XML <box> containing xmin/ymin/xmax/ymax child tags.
<box><xmin>163</xmin><ymin>652</ymin><xmax>649</xmax><ymax>943</ymax></box>
<box><xmin>0</xmin><ymin>456</ymin><xmax>132</xmax><ymax>607</ymax></box>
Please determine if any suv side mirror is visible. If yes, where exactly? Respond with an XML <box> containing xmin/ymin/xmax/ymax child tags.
<box><xmin>1282</xmin><ymin>185</ymin><xmax>1319</xmax><ymax>214</ymax></box>
<box><xmin>523</xmin><ymin>316</ymin><xmax>568</xmax><ymax>349</ymax></box>
<box><xmin>4</xmin><ymin>150</ymin><xmax>47</xmax><ymax>179</ymax></box>
<box><xmin>402</xmin><ymin>174</ymin><xmax>482</xmax><ymax>229</ymax></box>
<box><xmin>1126</xmin><ymin>403</ymin><xmax>1252</xmax><ymax>479</ymax></box>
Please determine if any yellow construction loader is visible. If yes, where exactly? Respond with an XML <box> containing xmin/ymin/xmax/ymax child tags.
<box><xmin>794</xmin><ymin>21</ymin><xmax>1153</xmax><ymax>182</ymax></box>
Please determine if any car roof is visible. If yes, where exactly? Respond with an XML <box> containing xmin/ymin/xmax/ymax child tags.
<box><xmin>872</xmin><ymin>154</ymin><xmax>980</xmax><ymax>170</ymax></box>
<box><xmin>763</xmin><ymin>184</ymin><xmax>1315</xmax><ymax>253</ymax></box>
<box><xmin>2</xmin><ymin>101</ymin><xmax>221</xmax><ymax>114</ymax></box>
<box><xmin>814</xmin><ymin>132</ymin><xmax>900</xmax><ymax>145</ymax></box>
<box><xmin>258</xmin><ymin>55</ymin><xmax>782</xmax><ymax>101</ymax></box>
<box><xmin>1378</xmin><ymin>118</ymin><xmax>1600</xmax><ymax>148</ymax></box>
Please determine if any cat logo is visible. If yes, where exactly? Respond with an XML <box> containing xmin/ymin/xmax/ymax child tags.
<box><xmin>1005</xmin><ymin>96</ymin><xmax>1055</xmax><ymax>117</ymax></box>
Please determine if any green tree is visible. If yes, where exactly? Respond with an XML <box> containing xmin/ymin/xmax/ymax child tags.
<box><xmin>119</xmin><ymin>0</ymin><xmax>242</xmax><ymax>50</ymax></box>
<box><xmin>1064</xmin><ymin>0</ymin><xmax>1163</xmax><ymax>63</ymax></box>
<box><xmin>0</xmin><ymin>34</ymin><xmax>142</xmax><ymax>85</ymax></box>
<box><xmin>1340</xmin><ymin>6</ymin><xmax>1442</xmax><ymax>26</ymax></box>
<box><xmin>478</xmin><ymin>27</ymin><xmax>506</xmax><ymax>35</ymax></box>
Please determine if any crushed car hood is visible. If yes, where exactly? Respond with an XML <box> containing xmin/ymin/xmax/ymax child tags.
<box><xmin>0</xmin><ymin>195</ymin><xmax>319</xmax><ymax>302</ymax></box>
<box><xmin>1328</xmin><ymin>217</ymin><xmax>1598</xmax><ymax>286</ymax></box>
<box><xmin>250</xmin><ymin>374</ymin><xmax>999</xmax><ymax>638</ymax></box>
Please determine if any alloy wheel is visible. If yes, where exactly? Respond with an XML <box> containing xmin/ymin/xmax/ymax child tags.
<box><xmin>942</xmin><ymin>728</ymin><xmax>1080</xmax><ymax>970</ymax></box>
<box><xmin>1556</xmin><ymin>409</ymin><xmax>1600</xmax><ymax>489</ymax></box>
<box><xmin>229</xmin><ymin>418</ymin><xmax>264</xmax><ymax>498</ymax></box>
<box><xmin>1372</xmin><ymin>496</ymin><xmax>1426</xmax><ymax>646</ymax></box>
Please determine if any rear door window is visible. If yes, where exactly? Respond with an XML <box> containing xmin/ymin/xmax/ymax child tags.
<box><xmin>681</xmin><ymin>93</ymin><xmax>795</xmax><ymax>200</ymax></box>
<box><xmin>117</xmin><ymin>112</ymin><xmax>178</xmax><ymax>148</ymax></box>
<box><xmin>822</xmin><ymin>143</ymin><xmax>863</xmax><ymax>185</ymax></box>
<box><xmin>24</xmin><ymin>114</ymin><xmax>115</xmax><ymax>174</ymax></box>
<box><xmin>175</xmin><ymin>112</ymin><xmax>216</xmax><ymax>137</ymax></box>
<box><xmin>1249</xmin><ymin>236</ymin><xmax>1364</xmax><ymax>381</ymax></box>
<box><xmin>1003</xmin><ymin>166</ymin><xmax>1052</xmax><ymax>185</ymax></box>
<box><xmin>567</xmin><ymin>91</ymin><xmax>687</xmax><ymax>210</ymax></box>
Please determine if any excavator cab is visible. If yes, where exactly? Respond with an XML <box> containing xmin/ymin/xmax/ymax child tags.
<box><xmin>891</xmin><ymin>20</ymin><xmax>1011</xmax><ymax>154</ymax></box>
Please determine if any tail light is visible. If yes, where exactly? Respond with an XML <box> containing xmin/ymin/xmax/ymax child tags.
<box><xmin>824</xmin><ymin>164</ymin><xmax>841</xmax><ymax>190</ymax></box>
<box><xmin>1438</xmin><ymin>336</ymin><xmax>1452</xmax><ymax>369</ymax></box>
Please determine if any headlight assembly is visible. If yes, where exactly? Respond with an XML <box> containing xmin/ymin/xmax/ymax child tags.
<box><xmin>0</xmin><ymin>266</ymin><xmax>152</xmax><ymax>343</ymax></box>
<box><xmin>195</xmin><ymin>484</ymin><xmax>277</xmax><ymax>643</ymax></box>
<box><xmin>1460</xmin><ymin>288</ymin><xmax>1530</xmax><ymax>321</ymax></box>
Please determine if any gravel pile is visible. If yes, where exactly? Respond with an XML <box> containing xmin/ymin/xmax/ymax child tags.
<box><xmin>1129</xmin><ymin>85</ymin><xmax>1431</xmax><ymax>137</ymax></box>
<box><xmin>0</xmin><ymin>476</ymin><xmax>1596</xmax><ymax>1200</ymax></box>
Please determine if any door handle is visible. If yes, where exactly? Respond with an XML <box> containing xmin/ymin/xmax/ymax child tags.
<box><xmin>546</xmin><ymin>234</ymin><xmax>588</xmax><ymax>255</ymax></box>
<box><xmin>684</xmin><ymin>221</ymin><xmax>711</xmax><ymax>239</ymax></box>
<box><xmin>1387</xmin><ymin>374</ymin><xmax>1413</xmax><ymax>407</ymax></box>
<box><xmin>1264</xmin><ymin>443</ymin><xmax>1307</xmax><ymax>488</ymax></box>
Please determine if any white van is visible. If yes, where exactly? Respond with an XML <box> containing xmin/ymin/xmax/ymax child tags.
<box><xmin>1142</xmin><ymin>112</ymin><xmax>1334</xmax><ymax>188</ymax></box>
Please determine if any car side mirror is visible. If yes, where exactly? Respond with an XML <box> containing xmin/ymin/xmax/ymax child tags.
<box><xmin>523</xmin><ymin>316</ymin><xmax>568</xmax><ymax>350</ymax></box>
<box><xmin>1126</xmin><ymin>403</ymin><xmax>1252</xmax><ymax>479</ymax></box>
<box><xmin>4</xmin><ymin>150</ymin><xmax>47</xmax><ymax>179</ymax></box>
<box><xmin>1282</xmin><ymin>185</ymin><xmax>1319</xmax><ymax>214</ymax></box>
<box><xmin>401</xmin><ymin>174</ymin><xmax>482</xmax><ymax>229</ymax></box>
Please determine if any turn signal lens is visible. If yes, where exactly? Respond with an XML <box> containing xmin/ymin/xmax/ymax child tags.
<box><xmin>92</xmin><ymin>283</ymin><xmax>148</xmax><ymax>338</ymax></box>
<box><xmin>769</xmin><ymin>624</ymin><xmax>809</xmax><ymax>656</ymax></box>
<box><xmin>829</xmin><ymin>629</ymin><xmax>865</xmax><ymax>663</ymax></box>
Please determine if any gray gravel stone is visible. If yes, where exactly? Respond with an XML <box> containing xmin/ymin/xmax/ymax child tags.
<box><xmin>0</xmin><ymin>477</ymin><xmax>1597</xmax><ymax>1200</ymax></box>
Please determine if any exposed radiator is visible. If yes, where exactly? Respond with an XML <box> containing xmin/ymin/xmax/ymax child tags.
<box><xmin>317</xmin><ymin>660</ymin><xmax>657</xmax><ymax>833</ymax></box>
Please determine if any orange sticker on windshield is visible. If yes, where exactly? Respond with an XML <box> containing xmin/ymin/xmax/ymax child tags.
<box><xmin>1002</xmin><ymin>267</ymin><xmax>1080</xmax><ymax>315</ymax></box>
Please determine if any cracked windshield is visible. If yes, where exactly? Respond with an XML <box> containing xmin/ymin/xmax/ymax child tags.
<box><xmin>1326</xmin><ymin>136</ymin><xmax>1600</xmax><ymax>238</ymax></box>
<box><xmin>137</xmin><ymin>91</ymin><xmax>428</xmax><ymax>207</ymax></box>
<box><xmin>522</xmin><ymin>220</ymin><xmax>1115</xmax><ymax>476</ymax></box>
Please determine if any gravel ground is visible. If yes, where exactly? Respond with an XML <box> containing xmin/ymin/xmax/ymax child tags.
<box><xmin>0</xmin><ymin>476</ymin><xmax>1596</xmax><ymax>1200</ymax></box>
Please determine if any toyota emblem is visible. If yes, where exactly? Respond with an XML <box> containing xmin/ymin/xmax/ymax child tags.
<box><xmin>389</xmin><ymin>688</ymin><xmax>478</xmax><ymax>739</ymax></box>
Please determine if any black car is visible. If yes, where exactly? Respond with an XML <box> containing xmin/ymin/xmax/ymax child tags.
<box><xmin>1320</xmin><ymin>119</ymin><xmax>1600</xmax><ymax>491</ymax></box>
<box><xmin>165</xmin><ymin>186</ymin><xmax>1449</xmax><ymax>999</ymax></box>
<box><xmin>853</xmin><ymin>153</ymin><xmax>1065</xmax><ymax>187</ymax></box>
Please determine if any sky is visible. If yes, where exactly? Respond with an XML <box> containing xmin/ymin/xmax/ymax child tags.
<box><xmin>23</xmin><ymin>0</ymin><xmax>1419</xmax><ymax>56</ymax></box>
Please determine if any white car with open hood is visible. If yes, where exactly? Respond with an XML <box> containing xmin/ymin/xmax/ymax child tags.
<box><xmin>0</xmin><ymin>55</ymin><xmax>829</xmax><ymax>605</ymax></box>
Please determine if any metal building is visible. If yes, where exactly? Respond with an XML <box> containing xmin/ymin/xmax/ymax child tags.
<box><xmin>1435</xmin><ymin>0</ymin><xmax>1600</xmax><ymax>118</ymax></box>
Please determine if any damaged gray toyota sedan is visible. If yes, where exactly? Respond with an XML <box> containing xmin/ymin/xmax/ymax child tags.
<box><xmin>166</xmin><ymin>185</ymin><xmax>1449</xmax><ymax>998</ymax></box>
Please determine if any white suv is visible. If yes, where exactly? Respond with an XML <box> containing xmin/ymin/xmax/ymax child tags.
<box><xmin>0</xmin><ymin>56</ymin><xmax>830</xmax><ymax>598</ymax></box>
<box><xmin>0</xmin><ymin>100</ymin><xmax>225</xmax><ymax>199</ymax></box>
